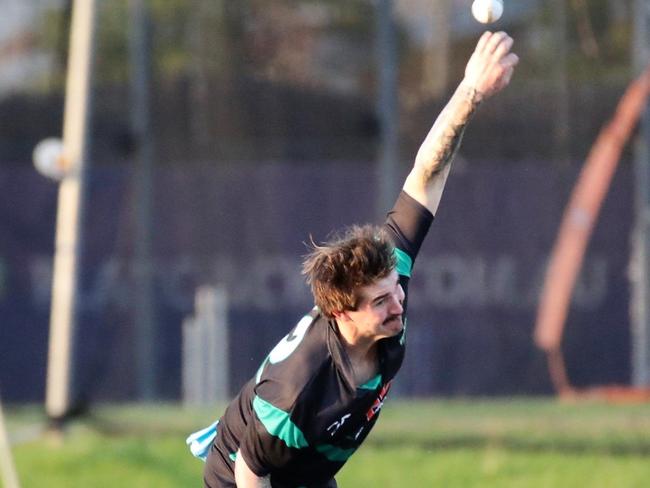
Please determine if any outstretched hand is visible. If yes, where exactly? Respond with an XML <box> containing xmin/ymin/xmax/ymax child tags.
<box><xmin>403</xmin><ymin>31</ymin><xmax>518</xmax><ymax>215</ymax></box>
<box><xmin>463</xmin><ymin>31</ymin><xmax>519</xmax><ymax>99</ymax></box>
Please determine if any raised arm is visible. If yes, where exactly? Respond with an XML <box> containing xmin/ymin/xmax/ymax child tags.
<box><xmin>403</xmin><ymin>31</ymin><xmax>519</xmax><ymax>215</ymax></box>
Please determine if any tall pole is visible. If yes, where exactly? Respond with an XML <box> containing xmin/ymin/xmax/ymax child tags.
<box><xmin>631</xmin><ymin>0</ymin><xmax>650</xmax><ymax>387</ymax></box>
<box><xmin>551</xmin><ymin>0</ymin><xmax>570</xmax><ymax>166</ymax></box>
<box><xmin>129</xmin><ymin>0</ymin><xmax>156</xmax><ymax>400</ymax></box>
<box><xmin>45</xmin><ymin>0</ymin><xmax>96</xmax><ymax>422</ymax></box>
<box><xmin>376</xmin><ymin>0</ymin><xmax>399</xmax><ymax>217</ymax></box>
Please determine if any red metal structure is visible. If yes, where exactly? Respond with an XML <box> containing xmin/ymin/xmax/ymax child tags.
<box><xmin>535</xmin><ymin>66</ymin><xmax>650</xmax><ymax>400</ymax></box>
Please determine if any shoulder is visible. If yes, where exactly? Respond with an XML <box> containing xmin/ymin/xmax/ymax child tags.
<box><xmin>384</xmin><ymin>191</ymin><xmax>434</xmax><ymax>273</ymax></box>
<box><xmin>254</xmin><ymin>310</ymin><xmax>333</xmax><ymax>411</ymax></box>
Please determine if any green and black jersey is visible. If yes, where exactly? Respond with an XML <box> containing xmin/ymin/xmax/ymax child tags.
<box><xmin>204</xmin><ymin>191</ymin><xmax>433</xmax><ymax>488</ymax></box>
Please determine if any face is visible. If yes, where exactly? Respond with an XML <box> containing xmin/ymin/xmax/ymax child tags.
<box><xmin>340</xmin><ymin>269</ymin><xmax>405</xmax><ymax>341</ymax></box>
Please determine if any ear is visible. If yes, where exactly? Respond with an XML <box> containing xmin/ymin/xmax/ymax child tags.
<box><xmin>332</xmin><ymin>310</ymin><xmax>353</xmax><ymax>323</ymax></box>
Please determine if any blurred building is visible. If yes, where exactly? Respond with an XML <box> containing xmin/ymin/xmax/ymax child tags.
<box><xmin>0</xmin><ymin>0</ymin><xmax>64</xmax><ymax>96</ymax></box>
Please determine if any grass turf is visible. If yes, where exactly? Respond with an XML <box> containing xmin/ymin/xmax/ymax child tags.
<box><xmin>5</xmin><ymin>399</ymin><xmax>650</xmax><ymax>487</ymax></box>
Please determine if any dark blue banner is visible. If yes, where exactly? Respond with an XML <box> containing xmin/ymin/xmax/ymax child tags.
<box><xmin>0</xmin><ymin>162</ymin><xmax>632</xmax><ymax>401</ymax></box>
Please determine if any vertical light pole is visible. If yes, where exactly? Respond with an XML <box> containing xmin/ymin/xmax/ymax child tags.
<box><xmin>376</xmin><ymin>0</ymin><xmax>399</xmax><ymax>217</ymax></box>
<box><xmin>129</xmin><ymin>0</ymin><xmax>156</xmax><ymax>401</ymax></box>
<box><xmin>631</xmin><ymin>0</ymin><xmax>650</xmax><ymax>387</ymax></box>
<box><xmin>551</xmin><ymin>0</ymin><xmax>570</xmax><ymax>166</ymax></box>
<box><xmin>45</xmin><ymin>0</ymin><xmax>97</xmax><ymax>422</ymax></box>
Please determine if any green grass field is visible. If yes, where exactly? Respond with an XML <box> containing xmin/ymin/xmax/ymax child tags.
<box><xmin>5</xmin><ymin>399</ymin><xmax>650</xmax><ymax>487</ymax></box>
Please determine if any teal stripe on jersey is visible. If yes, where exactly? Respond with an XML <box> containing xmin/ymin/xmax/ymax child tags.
<box><xmin>399</xmin><ymin>318</ymin><xmax>408</xmax><ymax>346</ymax></box>
<box><xmin>358</xmin><ymin>374</ymin><xmax>382</xmax><ymax>390</ymax></box>
<box><xmin>394</xmin><ymin>248</ymin><xmax>412</xmax><ymax>277</ymax></box>
<box><xmin>253</xmin><ymin>395</ymin><xmax>309</xmax><ymax>449</ymax></box>
<box><xmin>316</xmin><ymin>444</ymin><xmax>357</xmax><ymax>462</ymax></box>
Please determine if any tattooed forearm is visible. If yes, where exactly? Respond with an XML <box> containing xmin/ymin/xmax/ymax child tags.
<box><xmin>415</xmin><ymin>84</ymin><xmax>483</xmax><ymax>183</ymax></box>
<box><xmin>403</xmin><ymin>31</ymin><xmax>516</xmax><ymax>215</ymax></box>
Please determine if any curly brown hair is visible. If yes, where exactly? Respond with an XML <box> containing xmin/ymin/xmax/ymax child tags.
<box><xmin>302</xmin><ymin>225</ymin><xmax>396</xmax><ymax>318</ymax></box>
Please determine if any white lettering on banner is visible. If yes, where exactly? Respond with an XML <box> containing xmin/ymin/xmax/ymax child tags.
<box><xmin>411</xmin><ymin>254</ymin><xmax>607</xmax><ymax>309</ymax></box>
<box><xmin>29</xmin><ymin>255</ymin><xmax>130</xmax><ymax>310</ymax></box>
<box><xmin>210</xmin><ymin>255</ymin><xmax>310</xmax><ymax>311</ymax></box>
<box><xmin>158</xmin><ymin>256</ymin><xmax>200</xmax><ymax>310</ymax></box>
<box><xmin>82</xmin><ymin>259</ymin><xmax>128</xmax><ymax>309</ymax></box>
<box><xmin>573</xmin><ymin>258</ymin><xmax>608</xmax><ymax>308</ymax></box>
<box><xmin>29</xmin><ymin>255</ymin><xmax>54</xmax><ymax>307</ymax></box>
<box><xmin>26</xmin><ymin>253</ymin><xmax>610</xmax><ymax>312</ymax></box>
<box><xmin>489</xmin><ymin>255</ymin><xmax>518</xmax><ymax>307</ymax></box>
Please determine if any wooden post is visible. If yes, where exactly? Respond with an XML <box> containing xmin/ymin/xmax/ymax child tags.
<box><xmin>45</xmin><ymin>0</ymin><xmax>96</xmax><ymax>422</ymax></box>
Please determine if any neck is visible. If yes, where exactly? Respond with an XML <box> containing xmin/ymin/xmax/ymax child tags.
<box><xmin>335</xmin><ymin>319</ymin><xmax>379</xmax><ymax>386</ymax></box>
<box><xmin>335</xmin><ymin>319</ymin><xmax>376</xmax><ymax>360</ymax></box>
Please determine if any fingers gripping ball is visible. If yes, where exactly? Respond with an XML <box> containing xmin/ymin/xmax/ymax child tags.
<box><xmin>471</xmin><ymin>0</ymin><xmax>503</xmax><ymax>24</ymax></box>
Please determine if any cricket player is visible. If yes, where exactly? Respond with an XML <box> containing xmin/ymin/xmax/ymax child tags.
<box><xmin>188</xmin><ymin>31</ymin><xmax>518</xmax><ymax>488</ymax></box>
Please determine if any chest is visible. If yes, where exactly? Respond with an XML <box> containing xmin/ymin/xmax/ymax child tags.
<box><xmin>307</xmin><ymin>375</ymin><xmax>393</xmax><ymax>449</ymax></box>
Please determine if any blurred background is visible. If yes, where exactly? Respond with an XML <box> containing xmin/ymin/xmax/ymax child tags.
<box><xmin>0</xmin><ymin>0</ymin><xmax>648</xmax><ymax>411</ymax></box>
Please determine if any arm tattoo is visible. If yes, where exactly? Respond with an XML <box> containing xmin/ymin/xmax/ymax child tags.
<box><xmin>419</xmin><ymin>85</ymin><xmax>483</xmax><ymax>182</ymax></box>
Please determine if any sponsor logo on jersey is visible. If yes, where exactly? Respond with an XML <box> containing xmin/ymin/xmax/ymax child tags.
<box><xmin>326</xmin><ymin>413</ymin><xmax>352</xmax><ymax>437</ymax></box>
<box><xmin>365</xmin><ymin>381</ymin><xmax>392</xmax><ymax>421</ymax></box>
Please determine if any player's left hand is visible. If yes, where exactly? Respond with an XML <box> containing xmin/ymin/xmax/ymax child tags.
<box><xmin>462</xmin><ymin>31</ymin><xmax>519</xmax><ymax>99</ymax></box>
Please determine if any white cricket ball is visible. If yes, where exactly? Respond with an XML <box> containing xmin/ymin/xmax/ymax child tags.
<box><xmin>33</xmin><ymin>137</ymin><xmax>68</xmax><ymax>181</ymax></box>
<box><xmin>471</xmin><ymin>0</ymin><xmax>503</xmax><ymax>24</ymax></box>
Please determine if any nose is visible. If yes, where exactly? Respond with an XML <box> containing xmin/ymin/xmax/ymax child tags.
<box><xmin>391</xmin><ymin>286</ymin><xmax>405</xmax><ymax>314</ymax></box>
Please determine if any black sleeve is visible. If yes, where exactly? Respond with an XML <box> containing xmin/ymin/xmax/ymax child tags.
<box><xmin>384</xmin><ymin>191</ymin><xmax>434</xmax><ymax>266</ymax></box>
<box><xmin>238</xmin><ymin>381</ymin><xmax>309</xmax><ymax>477</ymax></box>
